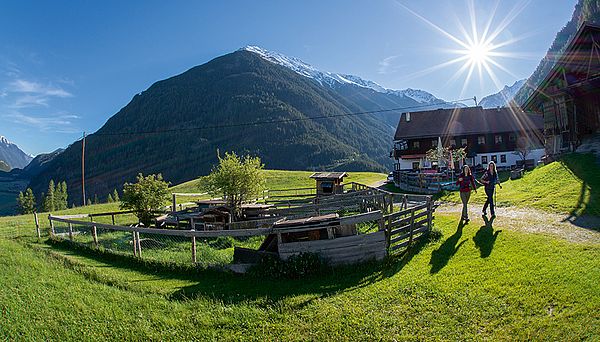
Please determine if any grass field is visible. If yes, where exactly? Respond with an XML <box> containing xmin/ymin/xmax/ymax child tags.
<box><xmin>171</xmin><ymin>169</ymin><xmax>386</xmax><ymax>193</ymax></box>
<box><xmin>0</xmin><ymin>213</ymin><xmax>598</xmax><ymax>340</ymax></box>
<box><xmin>440</xmin><ymin>153</ymin><xmax>600</xmax><ymax>216</ymax></box>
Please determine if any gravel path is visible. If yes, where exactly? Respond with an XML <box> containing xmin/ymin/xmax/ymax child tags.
<box><xmin>436</xmin><ymin>202</ymin><xmax>600</xmax><ymax>244</ymax></box>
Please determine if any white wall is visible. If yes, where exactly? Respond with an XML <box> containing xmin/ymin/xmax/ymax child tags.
<box><xmin>396</xmin><ymin>158</ymin><xmax>432</xmax><ymax>170</ymax></box>
<box><xmin>474</xmin><ymin>148</ymin><xmax>545</xmax><ymax>168</ymax></box>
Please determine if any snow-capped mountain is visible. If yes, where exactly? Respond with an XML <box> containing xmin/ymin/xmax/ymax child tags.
<box><xmin>0</xmin><ymin>136</ymin><xmax>33</xmax><ymax>170</ymax></box>
<box><xmin>479</xmin><ymin>79</ymin><xmax>526</xmax><ymax>109</ymax></box>
<box><xmin>242</xmin><ymin>46</ymin><xmax>450</xmax><ymax>106</ymax></box>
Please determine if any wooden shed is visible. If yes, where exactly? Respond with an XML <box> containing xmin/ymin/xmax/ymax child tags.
<box><xmin>309</xmin><ymin>172</ymin><xmax>347</xmax><ymax>196</ymax></box>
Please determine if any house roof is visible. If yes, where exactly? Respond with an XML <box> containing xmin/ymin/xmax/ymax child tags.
<box><xmin>393</xmin><ymin>106</ymin><xmax>543</xmax><ymax>140</ymax></box>
<box><xmin>524</xmin><ymin>23</ymin><xmax>600</xmax><ymax>110</ymax></box>
<box><xmin>309</xmin><ymin>172</ymin><xmax>348</xmax><ymax>180</ymax></box>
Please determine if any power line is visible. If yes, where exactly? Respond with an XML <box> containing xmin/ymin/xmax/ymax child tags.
<box><xmin>89</xmin><ymin>98</ymin><xmax>476</xmax><ymax>137</ymax></box>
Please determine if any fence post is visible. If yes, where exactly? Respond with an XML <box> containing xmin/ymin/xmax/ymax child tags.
<box><xmin>427</xmin><ymin>197</ymin><xmax>433</xmax><ymax>233</ymax></box>
<box><xmin>402</xmin><ymin>195</ymin><xmax>408</xmax><ymax>210</ymax></box>
<box><xmin>34</xmin><ymin>212</ymin><xmax>40</xmax><ymax>239</ymax></box>
<box><xmin>132</xmin><ymin>232</ymin><xmax>138</xmax><ymax>257</ymax></box>
<box><xmin>136</xmin><ymin>231</ymin><xmax>142</xmax><ymax>257</ymax></box>
<box><xmin>408</xmin><ymin>209</ymin><xmax>415</xmax><ymax>247</ymax></box>
<box><xmin>68</xmin><ymin>223</ymin><xmax>74</xmax><ymax>241</ymax></box>
<box><xmin>190</xmin><ymin>218</ymin><xmax>197</xmax><ymax>264</ymax></box>
<box><xmin>48</xmin><ymin>215</ymin><xmax>55</xmax><ymax>237</ymax></box>
<box><xmin>111</xmin><ymin>214</ymin><xmax>115</xmax><ymax>225</ymax></box>
<box><xmin>92</xmin><ymin>224</ymin><xmax>98</xmax><ymax>247</ymax></box>
<box><xmin>172</xmin><ymin>193</ymin><xmax>177</xmax><ymax>213</ymax></box>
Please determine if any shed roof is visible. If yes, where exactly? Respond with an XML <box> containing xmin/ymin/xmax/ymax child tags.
<box><xmin>393</xmin><ymin>106</ymin><xmax>543</xmax><ymax>140</ymax></box>
<box><xmin>309</xmin><ymin>172</ymin><xmax>348</xmax><ymax>180</ymax></box>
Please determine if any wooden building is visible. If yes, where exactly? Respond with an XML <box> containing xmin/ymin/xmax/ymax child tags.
<box><xmin>391</xmin><ymin>106</ymin><xmax>544</xmax><ymax>173</ymax></box>
<box><xmin>523</xmin><ymin>23</ymin><xmax>600</xmax><ymax>155</ymax></box>
<box><xmin>309</xmin><ymin>172</ymin><xmax>347</xmax><ymax>196</ymax></box>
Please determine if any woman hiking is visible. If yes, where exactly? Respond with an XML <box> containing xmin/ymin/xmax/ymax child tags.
<box><xmin>480</xmin><ymin>161</ymin><xmax>502</xmax><ymax>217</ymax></box>
<box><xmin>456</xmin><ymin>164</ymin><xmax>477</xmax><ymax>223</ymax></box>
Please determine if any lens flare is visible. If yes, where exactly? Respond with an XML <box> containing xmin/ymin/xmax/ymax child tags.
<box><xmin>396</xmin><ymin>0</ymin><xmax>533</xmax><ymax>99</ymax></box>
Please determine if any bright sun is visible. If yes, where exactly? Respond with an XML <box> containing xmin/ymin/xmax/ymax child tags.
<box><xmin>467</xmin><ymin>43</ymin><xmax>491</xmax><ymax>65</ymax></box>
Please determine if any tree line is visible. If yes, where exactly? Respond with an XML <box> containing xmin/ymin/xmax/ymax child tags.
<box><xmin>16</xmin><ymin>180</ymin><xmax>120</xmax><ymax>215</ymax></box>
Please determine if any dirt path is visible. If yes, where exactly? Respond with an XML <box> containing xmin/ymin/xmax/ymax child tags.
<box><xmin>436</xmin><ymin>202</ymin><xmax>600</xmax><ymax>244</ymax></box>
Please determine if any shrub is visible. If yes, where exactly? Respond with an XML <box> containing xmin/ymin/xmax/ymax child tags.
<box><xmin>250</xmin><ymin>252</ymin><xmax>327</xmax><ymax>279</ymax></box>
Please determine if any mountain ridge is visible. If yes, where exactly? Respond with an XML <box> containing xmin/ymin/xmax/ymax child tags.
<box><xmin>0</xmin><ymin>135</ymin><xmax>33</xmax><ymax>170</ymax></box>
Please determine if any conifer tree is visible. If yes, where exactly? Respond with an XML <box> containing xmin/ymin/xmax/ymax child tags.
<box><xmin>112</xmin><ymin>189</ymin><xmax>120</xmax><ymax>202</ymax></box>
<box><xmin>42</xmin><ymin>180</ymin><xmax>56</xmax><ymax>212</ymax></box>
<box><xmin>107</xmin><ymin>193</ymin><xmax>114</xmax><ymax>203</ymax></box>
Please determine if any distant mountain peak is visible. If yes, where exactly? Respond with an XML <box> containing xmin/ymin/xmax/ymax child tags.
<box><xmin>0</xmin><ymin>135</ymin><xmax>33</xmax><ymax>169</ymax></box>
<box><xmin>479</xmin><ymin>79</ymin><xmax>526</xmax><ymax>109</ymax></box>
<box><xmin>241</xmin><ymin>46</ymin><xmax>448</xmax><ymax>106</ymax></box>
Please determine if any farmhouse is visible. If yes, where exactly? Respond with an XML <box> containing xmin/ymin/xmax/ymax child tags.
<box><xmin>523</xmin><ymin>23</ymin><xmax>600</xmax><ymax>156</ymax></box>
<box><xmin>391</xmin><ymin>106</ymin><xmax>544</xmax><ymax>173</ymax></box>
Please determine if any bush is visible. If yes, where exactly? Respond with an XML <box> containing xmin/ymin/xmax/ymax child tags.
<box><xmin>250</xmin><ymin>252</ymin><xmax>327</xmax><ymax>279</ymax></box>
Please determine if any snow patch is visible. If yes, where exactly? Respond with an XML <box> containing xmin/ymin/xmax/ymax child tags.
<box><xmin>241</xmin><ymin>46</ymin><xmax>450</xmax><ymax>106</ymax></box>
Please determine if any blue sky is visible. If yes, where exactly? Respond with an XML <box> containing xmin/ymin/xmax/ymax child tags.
<box><xmin>0</xmin><ymin>0</ymin><xmax>576</xmax><ymax>156</ymax></box>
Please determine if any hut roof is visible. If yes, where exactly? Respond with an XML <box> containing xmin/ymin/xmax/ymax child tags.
<box><xmin>309</xmin><ymin>172</ymin><xmax>348</xmax><ymax>180</ymax></box>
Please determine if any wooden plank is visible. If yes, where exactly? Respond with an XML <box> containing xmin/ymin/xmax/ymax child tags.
<box><xmin>92</xmin><ymin>225</ymin><xmax>98</xmax><ymax>247</ymax></box>
<box><xmin>279</xmin><ymin>231</ymin><xmax>385</xmax><ymax>254</ymax></box>
<box><xmin>389</xmin><ymin>210</ymin><xmax>428</xmax><ymax>228</ymax></box>
<box><xmin>339</xmin><ymin>210</ymin><xmax>382</xmax><ymax>225</ymax></box>
<box><xmin>390</xmin><ymin>226</ymin><xmax>428</xmax><ymax>245</ymax></box>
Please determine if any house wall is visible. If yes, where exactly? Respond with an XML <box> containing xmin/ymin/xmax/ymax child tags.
<box><xmin>474</xmin><ymin>148</ymin><xmax>545</xmax><ymax>168</ymax></box>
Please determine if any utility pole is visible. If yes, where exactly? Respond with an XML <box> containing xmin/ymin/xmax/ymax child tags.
<box><xmin>82</xmin><ymin>132</ymin><xmax>86</xmax><ymax>206</ymax></box>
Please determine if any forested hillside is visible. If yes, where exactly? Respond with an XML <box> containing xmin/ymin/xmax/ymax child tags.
<box><xmin>28</xmin><ymin>51</ymin><xmax>398</xmax><ymax>205</ymax></box>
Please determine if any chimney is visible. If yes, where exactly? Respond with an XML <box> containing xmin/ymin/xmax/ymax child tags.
<box><xmin>406</xmin><ymin>112</ymin><xmax>411</xmax><ymax>122</ymax></box>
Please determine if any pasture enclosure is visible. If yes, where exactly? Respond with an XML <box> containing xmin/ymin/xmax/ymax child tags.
<box><xmin>46</xmin><ymin>183</ymin><xmax>435</xmax><ymax>270</ymax></box>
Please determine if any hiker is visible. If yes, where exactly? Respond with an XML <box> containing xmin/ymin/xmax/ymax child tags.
<box><xmin>456</xmin><ymin>164</ymin><xmax>477</xmax><ymax>223</ymax></box>
<box><xmin>480</xmin><ymin>161</ymin><xmax>503</xmax><ymax>217</ymax></box>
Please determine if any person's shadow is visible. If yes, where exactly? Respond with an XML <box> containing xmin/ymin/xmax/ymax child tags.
<box><xmin>429</xmin><ymin>221</ymin><xmax>467</xmax><ymax>274</ymax></box>
<box><xmin>473</xmin><ymin>215</ymin><xmax>501</xmax><ymax>258</ymax></box>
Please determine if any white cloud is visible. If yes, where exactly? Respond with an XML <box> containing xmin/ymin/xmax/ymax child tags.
<box><xmin>3</xmin><ymin>111</ymin><xmax>81</xmax><ymax>133</ymax></box>
<box><xmin>378</xmin><ymin>55</ymin><xmax>403</xmax><ymax>74</ymax></box>
<box><xmin>9</xmin><ymin>79</ymin><xmax>72</xmax><ymax>98</ymax></box>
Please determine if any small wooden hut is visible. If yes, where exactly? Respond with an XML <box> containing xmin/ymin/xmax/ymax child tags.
<box><xmin>309</xmin><ymin>172</ymin><xmax>347</xmax><ymax>196</ymax></box>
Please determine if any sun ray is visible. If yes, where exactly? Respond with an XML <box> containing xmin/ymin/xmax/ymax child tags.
<box><xmin>395</xmin><ymin>1</ymin><xmax>471</xmax><ymax>50</ymax></box>
<box><xmin>483</xmin><ymin>0</ymin><xmax>531</xmax><ymax>46</ymax></box>
<box><xmin>400</xmin><ymin>55</ymin><xmax>470</xmax><ymax>82</ymax></box>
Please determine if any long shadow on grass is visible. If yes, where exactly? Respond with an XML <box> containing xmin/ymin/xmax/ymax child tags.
<box><xmin>560</xmin><ymin>153</ymin><xmax>600</xmax><ymax>230</ymax></box>
<box><xmin>473</xmin><ymin>216</ymin><xmax>501</xmax><ymax>258</ymax></box>
<box><xmin>429</xmin><ymin>221</ymin><xmax>467</xmax><ymax>274</ymax></box>
<box><xmin>44</xmin><ymin>238</ymin><xmax>433</xmax><ymax>309</ymax></box>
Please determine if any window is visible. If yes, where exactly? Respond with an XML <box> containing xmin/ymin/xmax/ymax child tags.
<box><xmin>412</xmin><ymin>162</ymin><xmax>420</xmax><ymax>170</ymax></box>
<box><xmin>455</xmin><ymin>138</ymin><xmax>461</xmax><ymax>146</ymax></box>
<box><xmin>491</xmin><ymin>155</ymin><xmax>498</xmax><ymax>163</ymax></box>
<box><xmin>500</xmin><ymin>154</ymin><xmax>506</xmax><ymax>163</ymax></box>
<box><xmin>495</xmin><ymin>135</ymin><xmax>503</xmax><ymax>144</ymax></box>
<box><xmin>413</xmin><ymin>141</ymin><xmax>420</xmax><ymax>149</ymax></box>
<box><xmin>509</xmin><ymin>133</ymin><xmax>517</xmax><ymax>142</ymax></box>
<box><xmin>478</xmin><ymin>136</ymin><xmax>486</xmax><ymax>144</ymax></box>
<box><xmin>431</xmin><ymin>139</ymin><xmax>438</xmax><ymax>147</ymax></box>
<box><xmin>461</xmin><ymin>138</ymin><xmax>468</xmax><ymax>146</ymax></box>
<box><xmin>481</xmin><ymin>156</ymin><xmax>488</xmax><ymax>164</ymax></box>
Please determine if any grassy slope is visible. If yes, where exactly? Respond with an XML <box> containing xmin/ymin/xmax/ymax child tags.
<box><xmin>441</xmin><ymin>153</ymin><xmax>600</xmax><ymax>216</ymax></box>
<box><xmin>0</xmin><ymin>214</ymin><xmax>598</xmax><ymax>340</ymax></box>
<box><xmin>171</xmin><ymin>169</ymin><xmax>386</xmax><ymax>193</ymax></box>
